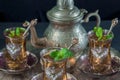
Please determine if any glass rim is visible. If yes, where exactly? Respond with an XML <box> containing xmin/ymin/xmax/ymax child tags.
<box><xmin>4</xmin><ymin>27</ymin><xmax>29</xmax><ymax>40</ymax></box>
<box><xmin>40</xmin><ymin>47</ymin><xmax>67</xmax><ymax>63</ymax></box>
<box><xmin>88</xmin><ymin>29</ymin><xmax>114</xmax><ymax>41</ymax></box>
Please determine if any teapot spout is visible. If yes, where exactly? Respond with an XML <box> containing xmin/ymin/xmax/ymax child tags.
<box><xmin>31</xmin><ymin>36</ymin><xmax>55</xmax><ymax>48</ymax></box>
<box><xmin>23</xmin><ymin>19</ymin><xmax>55</xmax><ymax>48</ymax></box>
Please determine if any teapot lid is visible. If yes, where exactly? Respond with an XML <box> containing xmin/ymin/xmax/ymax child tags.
<box><xmin>47</xmin><ymin>0</ymin><xmax>85</xmax><ymax>23</ymax></box>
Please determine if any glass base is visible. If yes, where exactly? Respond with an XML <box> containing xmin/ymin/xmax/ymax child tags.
<box><xmin>77</xmin><ymin>48</ymin><xmax>120</xmax><ymax>77</ymax></box>
<box><xmin>31</xmin><ymin>73</ymin><xmax>77</xmax><ymax>80</ymax></box>
<box><xmin>0</xmin><ymin>50</ymin><xmax>38</xmax><ymax>74</ymax></box>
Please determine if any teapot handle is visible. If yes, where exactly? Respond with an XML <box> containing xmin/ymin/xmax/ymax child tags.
<box><xmin>81</xmin><ymin>10</ymin><xmax>101</xmax><ymax>26</ymax></box>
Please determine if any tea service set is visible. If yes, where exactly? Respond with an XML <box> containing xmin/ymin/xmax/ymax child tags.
<box><xmin>0</xmin><ymin>0</ymin><xmax>120</xmax><ymax>80</ymax></box>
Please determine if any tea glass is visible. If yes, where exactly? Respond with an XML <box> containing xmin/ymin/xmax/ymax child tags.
<box><xmin>4</xmin><ymin>27</ymin><xmax>28</xmax><ymax>70</ymax></box>
<box><xmin>40</xmin><ymin>48</ymin><xmax>67</xmax><ymax>80</ymax></box>
<box><xmin>88</xmin><ymin>30</ymin><xmax>113</xmax><ymax>74</ymax></box>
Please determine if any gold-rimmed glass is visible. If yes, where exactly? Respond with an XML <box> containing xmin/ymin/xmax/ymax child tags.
<box><xmin>40</xmin><ymin>48</ymin><xmax>67</xmax><ymax>80</ymax></box>
<box><xmin>88</xmin><ymin>30</ymin><xmax>113</xmax><ymax>74</ymax></box>
<box><xmin>4</xmin><ymin>27</ymin><xmax>28</xmax><ymax>70</ymax></box>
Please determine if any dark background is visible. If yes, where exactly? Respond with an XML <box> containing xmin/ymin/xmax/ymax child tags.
<box><xmin>0</xmin><ymin>0</ymin><xmax>120</xmax><ymax>52</ymax></box>
<box><xmin>0</xmin><ymin>0</ymin><xmax>120</xmax><ymax>22</ymax></box>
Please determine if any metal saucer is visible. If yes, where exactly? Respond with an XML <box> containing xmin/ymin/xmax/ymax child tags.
<box><xmin>31</xmin><ymin>73</ymin><xmax>77</xmax><ymax>80</ymax></box>
<box><xmin>76</xmin><ymin>48</ymin><xmax>120</xmax><ymax>77</ymax></box>
<box><xmin>0</xmin><ymin>51</ymin><xmax>38</xmax><ymax>74</ymax></box>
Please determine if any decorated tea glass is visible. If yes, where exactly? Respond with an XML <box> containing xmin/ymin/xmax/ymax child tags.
<box><xmin>41</xmin><ymin>48</ymin><xmax>67</xmax><ymax>80</ymax></box>
<box><xmin>88</xmin><ymin>18</ymin><xmax>118</xmax><ymax>74</ymax></box>
<box><xmin>88</xmin><ymin>30</ymin><xmax>113</xmax><ymax>74</ymax></box>
<box><xmin>4</xmin><ymin>27</ymin><xmax>28</xmax><ymax>70</ymax></box>
<box><xmin>32</xmin><ymin>47</ymin><xmax>77</xmax><ymax>80</ymax></box>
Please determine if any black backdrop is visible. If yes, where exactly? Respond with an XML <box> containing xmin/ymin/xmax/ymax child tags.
<box><xmin>0</xmin><ymin>0</ymin><xmax>120</xmax><ymax>22</ymax></box>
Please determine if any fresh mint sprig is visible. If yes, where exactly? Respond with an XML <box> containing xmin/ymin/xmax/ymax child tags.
<box><xmin>106</xmin><ymin>33</ymin><xmax>114</xmax><ymax>40</ymax></box>
<box><xmin>93</xmin><ymin>26</ymin><xmax>103</xmax><ymax>40</ymax></box>
<box><xmin>6</xmin><ymin>27</ymin><xmax>25</xmax><ymax>37</ymax></box>
<box><xmin>16</xmin><ymin>27</ymin><xmax>20</xmax><ymax>36</ymax></box>
<box><xmin>93</xmin><ymin>18</ymin><xmax>118</xmax><ymax>40</ymax></box>
<box><xmin>8</xmin><ymin>30</ymin><xmax>15</xmax><ymax>37</ymax></box>
<box><xmin>50</xmin><ymin>48</ymin><xmax>73</xmax><ymax>61</ymax></box>
<box><xmin>93</xmin><ymin>26</ymin><xmax>114</xmax><ymax>40</ymax></box>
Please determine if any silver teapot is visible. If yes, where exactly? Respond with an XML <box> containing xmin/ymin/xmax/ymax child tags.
<box><xmin>26</xmin><ymin>0</ymin><xmax>101</xmax><ymax>60</ymax></box>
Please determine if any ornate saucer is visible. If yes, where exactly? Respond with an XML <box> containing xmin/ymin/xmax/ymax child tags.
<box><xmin>76</xmin><ymin>48</ymin><xmax>120</xmax><ymax>77</ymax></box>
<box><xmin>31</xmin><ymin>73</ymin><xmax>77</xmax><ymax>80</ymax></box>
<box><xmin>0</xmin><ymin>50</ymin><xmax>38</xmax><ymax>74</ymax></box>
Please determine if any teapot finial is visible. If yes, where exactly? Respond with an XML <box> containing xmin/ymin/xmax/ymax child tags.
<box><xmin>57</xmin><ymin>0</ymin><xmax>74</xmax><ymax>10</ymax></box>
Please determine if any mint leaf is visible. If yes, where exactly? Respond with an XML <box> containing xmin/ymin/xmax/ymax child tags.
<box><xmin>60</xmin><ymin>48</ymin><xmax>73</xmax><ymax>59</ymax></box>
<box><xmin>93</xmin><ymin>26</ymin><xmax>103</xmax><ymax>40</ymax></box>
<box><xmin>54</xmin><ymin>55</ymin><xmax>64</xmax><ymax>61</ymax></box>
<box><xmin>106</xmin><ymin>34</ymin><xmax>114</xmax><ymax>40</ymax></box>
<box><xmin>93</xmin><ymin>26</ymin><xmax>97</xmax><ymax>32</ymax></box>
<box><xmin>20</xmin><ymin>28</ymin><xmax>25</xmax><ymax>32</ymax></box>
<box><xmin>59</xmin><ymin>48</ymin><xmax>67</xmax><ymax>57</ymax></box>
<box><xmin>50</xmin><ymin>50</ymin><xmax>59</xmax><ymax>59</ymax></box>
<box><xmin>97</xmin><ymin>27</ymin><xmax>103</xmax><ymax>40</ymax></box>
<box><xmin>16</xmin><ymin>27</ymin><xmax>20</xmax><ymax>36</ymax></box>
<box><xmin>9</xmin><ymin>30</ymin><xmax>15</xmax><ymax>37</ymax></box>
<box><xmin>8</xmin><ymin>33</ymin><xmax>13</xmax><ymax>37</ymax></box>
<box><xmin>49</xmin><ymin>48</ymin><xmax>73</xmax><ymax>61</ymax></box>
<box><xmin>68</xmin><ymin>51</ymin><xmax>73</xmax><ymax>57</ymax></box>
